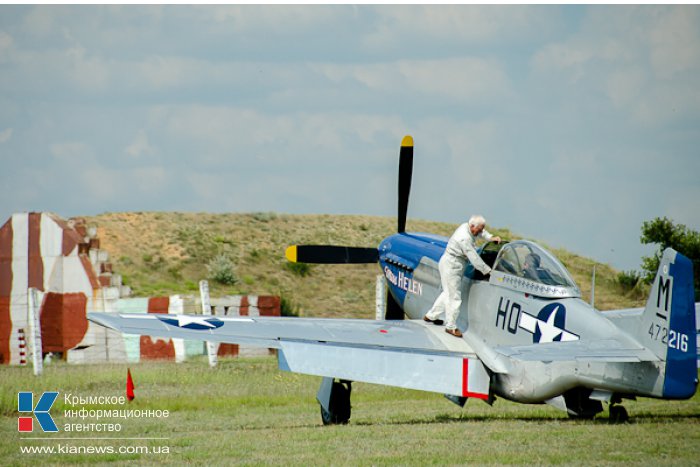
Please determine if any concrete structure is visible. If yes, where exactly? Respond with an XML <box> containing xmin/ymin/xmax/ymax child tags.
<box><xmin>0</xmin><ymin>212</ymin><xmax>280</xmax><ymax>365</ymax></box>
<box><xmin>0</xmin><ymin>213</ymin><xmax>128</xmax><ymax>364</ymax></box>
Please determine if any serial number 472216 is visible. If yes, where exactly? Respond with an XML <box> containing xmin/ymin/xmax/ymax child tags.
<box><xmin>648</xmin><ymin>324</ymin><xmax>689</xmax><ymax>352</ymax></box>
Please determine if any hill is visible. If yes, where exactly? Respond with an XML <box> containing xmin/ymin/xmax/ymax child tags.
<box><xmin>86</xmin><ymin>212</ymin><xmax>647</xmax><ymax>318</ymax></box>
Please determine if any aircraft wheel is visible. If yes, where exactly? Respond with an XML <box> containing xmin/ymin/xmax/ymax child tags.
<box><xmin>609</xmin><ymin>405</ymin><xmax>629</xmax><ymax>424</ymax></box>
<box><xmin>320</xmin><ymin>381</ymin><xmax>351</xmax><ymax>425</ymax></box>
<box><xmin>563</xmin><ymin>388</ymin><xmax>603</xmax><ymax>420</ymax></box>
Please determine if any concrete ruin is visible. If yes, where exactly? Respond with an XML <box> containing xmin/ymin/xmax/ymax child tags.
<box><xmin>0</xmin><ymin>212</ymin><xmax>279</xmax><ymax>365</ymax></box>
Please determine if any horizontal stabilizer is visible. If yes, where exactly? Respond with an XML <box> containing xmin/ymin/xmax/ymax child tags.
<box><xmin>495</xmin><ymin>339</ymin><xmax>660</xmax><ymax>363</ymax></box>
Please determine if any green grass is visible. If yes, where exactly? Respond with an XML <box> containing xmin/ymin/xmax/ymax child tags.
<box><xmin>2</xmin><ymin>358</ymin><xmax>699</xmax><ymax>465</ymax></box>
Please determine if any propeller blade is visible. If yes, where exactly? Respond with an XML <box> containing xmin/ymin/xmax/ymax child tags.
<box><xmin>285</xmin><ymin>245</ymin><xmax>378</xmax><ymax>264</ymax></box>
<box><xmin>397</xmin><ymin>135</ymin><xmax>413</xmax><ymax>233</ymax></box>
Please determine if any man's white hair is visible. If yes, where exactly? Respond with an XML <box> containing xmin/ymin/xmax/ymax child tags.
<box><xmin>468</xmin><ymin>215</ymin><xmax>486</xmax><ymax>227</ymax></box>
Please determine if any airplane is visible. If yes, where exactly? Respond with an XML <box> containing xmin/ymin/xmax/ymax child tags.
<box><xmin>88</xmin><ymin>135</ymin><xmax>698</xmax><ymax>425</ymax></box>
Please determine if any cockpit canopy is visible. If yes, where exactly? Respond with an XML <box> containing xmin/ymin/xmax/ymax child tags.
<box><xmin>491</xmin><ymin>240</ymin><xmax>581</xmax><ymax>298</ymax></box>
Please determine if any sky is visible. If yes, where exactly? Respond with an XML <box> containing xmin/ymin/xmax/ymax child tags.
<box><xmin>0</xmin><ymin>5</ymin><xmax>698</xmax><ymax>271</ymax></box>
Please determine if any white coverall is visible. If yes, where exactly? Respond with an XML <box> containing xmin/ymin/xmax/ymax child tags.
<box><xmin>425</xmin><ymin>223</ymin><xmax>493</xmax><ymax>330</ymax></box>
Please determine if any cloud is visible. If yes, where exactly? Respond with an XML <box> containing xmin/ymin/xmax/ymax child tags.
<box><xmin>125</xmin><ymin>130</ymin><xmax>156</xmax><ymax>158</ymax></box>
<box><xmin>80</xmin><ymin>165</ymin><xmax>168</xmax><ymax>202</ymax></box>
<box><xmin>530</xmin><ymin>6</ymin><xmax>700</xmax><ymax>126</ymax></box>
<box><xmin>0</xmin><ymin>31</ymin><xmax>13</xmax><ymax>63</ymax></box>
<box><xmin>4</xmin><ymin>43</ymin><xmax>510</xmax><ymax>112</ymax></box>
<box><xmin>0</xmin><ymin>128</ymin><xmax>13</xmax><ymax>143</ymax></box>
<box><xmin>364</xmin><ymin>5</ymin><xmax>559</xmax><ymax>51</ymax></box>
<box><xmin>0</xmin><ymin>45</ymin><xmax>112</xmax><ymax>96</ymax></box>
<box><xmin>63</xmin><ymin>45</ymin><xmax>111</xmax><ymax>92</ymax></box>
<box><xmin>22</xmin><ymin>6</ymin><xmax>56</xmax><ymax>37</ymax></box>
<box><xmin>405</xmin><ymin>117</ymin><xmax>501</xmax><ymax>189</ymax></box>
<box><xmin>605</xmin><ymin>67</ymin><xmax>646</xmax><ymax>109</ymax></box>
<box><xmin>202</xmin><ymin>5</ymin><xmax>342</xmax><ymax>33</ymax></box>
<box><xmin>648</xmin><ymin>6</ymin><xmax>700</xmax><ymax>79</ymax></box>
<box><xmin>49</xmin><ymin>141</ymin><xmax>94</xmax><ymax>163</ymax></box>
<box><xmin>4</xmin><ymin>7</ymin><xmax>516</xmax><ymax>111</ymax></box>
<box><xmin>315</xmin><ymin>57</ymin><xmax>511</xmax><ymax>103</ymax></box>
<box><xmin>0</xmin><ymin>5</ymin><xmax>697</xmax><ymax>272</ymax></box>
<box><xmin>160</xmin><ymin>105</ymin><xmax>406</xmax><ymax>168</ymax></box>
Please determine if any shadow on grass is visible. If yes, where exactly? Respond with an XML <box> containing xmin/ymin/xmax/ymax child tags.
<box><xmin>624</xmin><ymin>412</ymin><xmax>700</xmax><ymax>422</ymax></box>
<box><xmin>350</xmin><ymin>410</ymin><xmax>700</xmax><ymax>427</ymax></box>
<box><xmin>353</xmin><ymin>413</ymin><xmax>565</xmax><ymax>426</ymax></box>
<box><xmin>200</xmin><ymin>410</ymin><xmax>700</xmax><ymax>433</ymax></box>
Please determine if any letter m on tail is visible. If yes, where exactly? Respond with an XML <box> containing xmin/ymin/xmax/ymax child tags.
<box><xmin>640</xmin><ymin>249</ymin><xmax>697</xmax><ymax>399</ymax></box>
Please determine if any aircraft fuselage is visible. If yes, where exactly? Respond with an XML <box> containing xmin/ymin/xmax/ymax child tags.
<box><xmin>378</xmin><ymin>232</ymin><xmax>691</xmax><ymax>404</ymax></box>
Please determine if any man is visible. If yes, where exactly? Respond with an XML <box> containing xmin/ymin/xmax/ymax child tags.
<box><xmin>424</xmin><ymin>215</ymin><xmax>501</xmax><ymax>337</ymax></box>
<box><xmin>522</xmin><ymin>253</ymin><xmax>541</xmax><ymax>281</ymax></box>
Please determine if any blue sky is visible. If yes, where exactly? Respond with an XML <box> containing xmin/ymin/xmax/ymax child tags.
<box><xmin>0</xmin><ymin>5</ymin><xmax>698</xmax><ymax>271</ymax></box>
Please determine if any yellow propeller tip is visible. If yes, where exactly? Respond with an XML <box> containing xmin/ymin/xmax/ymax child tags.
<box><xmin>401</xmin><ymin>135</ymin><xmax>413</xmax><ymax>147</ymax></box>
<box><xmin>285</xmin><ymin>245</ymin><xmax>297</xmax><ymax>263</ymax></box>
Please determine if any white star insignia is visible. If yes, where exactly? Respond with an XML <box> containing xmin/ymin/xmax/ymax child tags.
<box><xmin>175</xmin><ymin>315</ymin><xmax>216</xmax><ymax>328</ymax></box>
<box><xmin>536</xmin><ymin>306</ymin><xmax>563</xmax><ymax>343</ymax></box>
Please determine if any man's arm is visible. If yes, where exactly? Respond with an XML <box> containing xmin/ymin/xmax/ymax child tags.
<box><xmin>481</xmin><ymin>229</ymin><xmax>501</xmax><ymax>244</ymax></box>
<box><xmin>465</xmin><ymin>245</ymin><xmax>492</xmax><ymax>275</ymax></box>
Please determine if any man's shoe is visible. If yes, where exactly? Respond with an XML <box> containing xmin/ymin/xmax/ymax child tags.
<box><xmin>445</xmin><ymin>328</ymin><xmax>463</xmax><ymax>338</ymax></box>
<box><xmin>423</xmin><ymin>316</ymin><xmax>444</xmax><ymax>326</ymax></box>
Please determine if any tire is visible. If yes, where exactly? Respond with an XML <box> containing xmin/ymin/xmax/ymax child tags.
<box><xmin>320</xmin><ymin>381</ymin><xmax>351</xmax><ymax>425</ymax></box>
<box><xmin>563</xmin><ymin>388</ymin><xmax>603</xmax><ymax>420</ymax></box>
<box><xmin>609</xmin><ymin>405</ymin><xmax>629</xmax><ymax>424</ymax></box>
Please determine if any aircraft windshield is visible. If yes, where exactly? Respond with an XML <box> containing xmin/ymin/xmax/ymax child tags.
<box><xmin>493</xmin><ymin>241</ymin><xmax>578</xmax><ymax>289</ymax></box>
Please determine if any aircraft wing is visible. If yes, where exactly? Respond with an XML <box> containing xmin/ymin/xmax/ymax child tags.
<box><xmin>87</xmin><ymin>313</ymin><xmax>490</xmax><ymax>399</ymax></box>
<box><xmin>495</xmin><ymin>339</ymin><xmax>660</xmax><ymax>363</ymax></box>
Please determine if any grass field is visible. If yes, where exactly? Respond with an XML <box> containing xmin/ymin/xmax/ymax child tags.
<box><xmin>2</xmin><ymin>357</ymin><xmax>699</xmax><ymax>465</ymax></box>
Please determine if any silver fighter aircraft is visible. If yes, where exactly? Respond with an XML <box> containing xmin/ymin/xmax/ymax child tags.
<box><xmin>89</xmin><ymin>136</ymin><xmax>698</xmax><ymax>424</ymax></box>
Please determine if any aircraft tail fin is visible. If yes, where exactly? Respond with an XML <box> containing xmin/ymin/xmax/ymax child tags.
<box><xmin>638</xmin><ymin>248</ymin><xmax>697</xmax><ymax>399</ymax></box>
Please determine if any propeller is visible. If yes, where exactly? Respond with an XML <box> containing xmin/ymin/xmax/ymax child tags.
<box><xmin>285</xmin><ymin>245</ymin><xmax>378</xmax><ymax>264</ymax></box>
<box><xmin>285</xmin><ymin>135</ymin><xmax>414</xmax><ymax>265</ymax></box>
<box><xmin>397</xmin><ymin>135</ymin><xmax>413</xmax><ymax>234</ymax></box>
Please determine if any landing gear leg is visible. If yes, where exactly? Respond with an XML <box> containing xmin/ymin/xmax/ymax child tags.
<box><xmin>608</xmin><ymin>404</ymin><xmax>629</xmax><ymax>424</ymax></box>
<box><xmin>563</xmin><ymin>388</ymin><xmax>603</xmax><ymax>419</ymax></box>
<box><xmin>317</xmin><ymin>377</ymin><xmax>352</xmax><ymax>425</ymax></box>
<box><xmin>608</xmin><ymin>393</ymin><xmax>629</xmax><ymax>424</ymax></box>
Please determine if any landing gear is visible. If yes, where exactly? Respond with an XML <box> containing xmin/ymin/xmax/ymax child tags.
<box><xmin>563</xmin><ymin>388</ymin><xmax>603</xmax><ymax>419</ymax></box>
<box><xmin>317</xmin><ymin>378</ymin><xmax>352</xmax><ymax>425</ymax></box>
<box><xmin>608</xmin><ymin>404</ymin><xmax>629</xmax><ymax>424</ymax></box>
